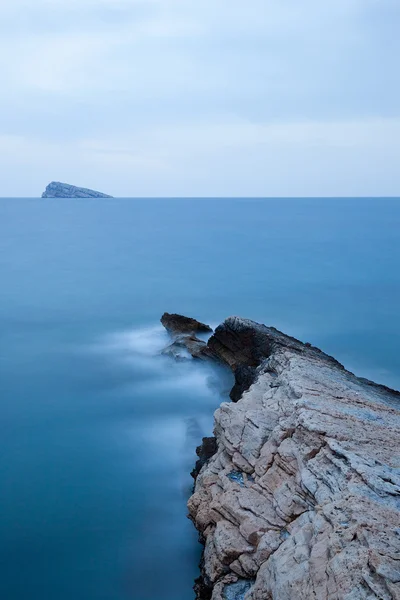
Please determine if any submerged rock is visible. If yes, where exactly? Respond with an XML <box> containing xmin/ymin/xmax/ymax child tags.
<box><xmin>161</xmin><ymin>335</ymin><xmax>209</xmax><ymax>361</ymax></box>
<box><xmin>42</xmin><ymin>182</ymin><xmax>113</xmax><ymax>198</ymax></box>
<box><xmin>185</xmin><ymin>316</ymin><xmax>400</xmax><ymax>600</ymax></box>
<box><xmin>162</xmin><ymin>334</ymin><xmax>211</xmax><ymax>361</ymax></box>
<box><xmin>161</xmin><ymin>341</ymin><xmax>191</xmax><ymax>361</ymax></box>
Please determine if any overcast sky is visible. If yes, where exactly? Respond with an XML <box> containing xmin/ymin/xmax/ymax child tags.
<box><xmin>1</xmin><ymin>0</ymin><xmax>399</xmax><ymax>196</ymax></box>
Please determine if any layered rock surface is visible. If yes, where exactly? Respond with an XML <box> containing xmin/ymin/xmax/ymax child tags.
<box><xmin>186</xmin><ymin>317</ymin><xmax>400</xmax><ymax>600</ymax></box>
<box><xmin>42</xmin><ymin>182</ymin><xmax>113</xmax><ymax>198</ymax></box>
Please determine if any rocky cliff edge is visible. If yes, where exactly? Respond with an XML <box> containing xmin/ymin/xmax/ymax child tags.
<box><xmin>182</xmin><ymin>317</ymin><xmax>400</xmax><ymax>600</ymax></box>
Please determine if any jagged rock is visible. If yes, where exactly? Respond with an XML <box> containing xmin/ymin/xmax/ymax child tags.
<box><xmin>160</xmin><ymin>314</ymin><xmax>213</xmax><ymax>363</ymax></box>
<box><xmin>184</xmin><ymin>336</ymin><xmax>210</xmax><ymax>359</ymax></box>
<box><xmin>207</xmin><ymin>316</ymin><xmax>343</xmax><ymax>371</ymax></box>
<box><xmin>188</xmin><ymin>316</ymin><xmax>400</xmax><ymax>600</ymax></box>
<box><xmin>161</xmin><ymin>313</ymin><xmax>213</xmax><ymax>335</ymax></box>
<box><xmin>204</xmin><ymin>317</ymin><xmax>344</xmax><ymax>404</ymax></box>
<box><xmin>194</xmin><ymin>574</ymin><xmax>213</xmax><ymax>600</ymax></box>
<box><xmin>230</xmin><ymin>366</ymin><xmax>258</xmax><ymax>402</ymax></box>
<box><xmin>42</xmin><ymin>182</ymin><xmax>112</xmax><ymax>198</ymax></box>
<box><xmin>192</xmin><ymin>437</ymin><xmax>218</xmax><ymax>480</ymax></box>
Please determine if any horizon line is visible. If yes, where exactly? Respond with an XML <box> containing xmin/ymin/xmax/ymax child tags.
<box><xmin>1</xmin><ymin>196</ymin><xmax>400</xmax><ymax>201</ymax></box>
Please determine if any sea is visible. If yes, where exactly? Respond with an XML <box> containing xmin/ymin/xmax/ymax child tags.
<box><xmin>0</xmin><ymin>197</ymin><xmax>399</xmax><ymax>600</ymax></box>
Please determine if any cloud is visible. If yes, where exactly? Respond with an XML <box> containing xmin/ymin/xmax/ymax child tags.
<box><xmin>0</xmin><ymin>0</ymin><xmax>399</xmax><ymax>195</ymax></box>
<box><xmin>1</xmin><ymin>116</ymin><xmax>399</xmax><ymax>197</ymax></box>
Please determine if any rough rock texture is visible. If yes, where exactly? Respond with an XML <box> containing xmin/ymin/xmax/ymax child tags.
<box><xmin>188</xmin><ymin>317</ymin><xmax>400</xmax><ymax>600</ymax></box>
<box><xmin>161</xmin><ymin>313</ymin><xmax>213</xmax><ymax>335</ymax></box>
<box><xmin>42</xmin><ymin>182</ymin><xmax>112</xmax><ymax>198</ymax></box>
<box><xmin>207</xmin><ymin>318</ymin><xmax>343</xmax><ymax>372</ymax></box>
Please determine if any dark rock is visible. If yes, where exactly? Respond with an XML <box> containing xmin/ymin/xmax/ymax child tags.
<box><xmin>207</xmin><ymin>316</ymin><xmax>344</xmax><ymax>372</ymax></box>
<box><xmin>183</xmin><ymin>336</ymin><xmax>209</xmax><ymax>359</ymax></box>
<box><xmin>206</xmin><ymin>316</ymin><xmax>345</xmax><ymax>402</ymax></box>
<box><xmin>194</xmin><ymin>572</ymin><xmax>213</xmax><ymax>600</ymax></box>
<box><xmin>160</xmin><ymin>313</ymin><xmax>213</xmax><ymax>362</ymax></box>
<box><xmin>191</xmin><ymin>437</ymin><xmax>218</xmax><ymax>480</ymax></box>
<box><xmin>161</xmin><ymin>313</ymin><xmax>213</xmax><ymax>335</ymax></box>
<box><xmin>230</xmin><ymin>365</ymin><xmax>258</xmax><ymax>402</ymax></box>
<box><xmin>161</xmin><ymin>314</ymin><xmax>345</xmax><ymax>402</ymax></box>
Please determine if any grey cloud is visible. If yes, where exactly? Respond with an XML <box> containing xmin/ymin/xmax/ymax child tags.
<box><xmin>0</xmin><ymin>0</ymin><xmax>399</xmax><ymax>195</ymax></box>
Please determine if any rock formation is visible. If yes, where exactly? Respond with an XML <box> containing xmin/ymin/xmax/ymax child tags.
<box><xmin>41</xmin><ymin>182</ymin><xmax>113</xmax><ymax>198</ymax></box>
<box><xmin>161</xmin><ymin>313</ymin><xmax>213</xmax><ymax>335</ymax></box>
<box><xmin>165</xmin><ymin>315</ymin><xmax>400</xmax><ymax>600</ymax></box>
<box><xmin>160</xmin><ymin>313</ymin><xmax>213</xmax><ymax>362</ymax></box>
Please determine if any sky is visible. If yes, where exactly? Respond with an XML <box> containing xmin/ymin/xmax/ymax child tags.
<box><xmin>1</xmin><ymin>0</ymin><xmax>400</xmax><ymax>197</ymax></box>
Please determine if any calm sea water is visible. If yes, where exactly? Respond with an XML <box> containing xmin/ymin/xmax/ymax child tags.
<box><xmin>0</xmin><ymin>197</ymin><xmax>399</xmax><ymax>600</ymax></box>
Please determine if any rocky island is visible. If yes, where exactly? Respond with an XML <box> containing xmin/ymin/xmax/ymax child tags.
<box><xmin>42</xmin><ymin>182</ymin><xmax>113</xmax><ymax>198</ymax></box>
<box><xmin>161</xmin><ymin>315</ymin><xmax>400</xmax><ymax>600</ymax></box>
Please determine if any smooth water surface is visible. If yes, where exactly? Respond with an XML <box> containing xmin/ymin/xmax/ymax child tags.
<box><xmin>0</xmin><ymin>198</ymin><xmax>399</xmax><ymax>600</ymax></box>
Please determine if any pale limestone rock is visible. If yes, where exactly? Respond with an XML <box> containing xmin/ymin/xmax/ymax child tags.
<box><xmin>188</xmin><ymin>317</ymin><xmax>400</xmax><ymax>600</ymax></box>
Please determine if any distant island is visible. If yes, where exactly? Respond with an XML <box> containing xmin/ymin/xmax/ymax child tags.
<box><xmin>42</xmin><ymin>182</ymin><xmax>113</xmax><ymax>198</ymax></box>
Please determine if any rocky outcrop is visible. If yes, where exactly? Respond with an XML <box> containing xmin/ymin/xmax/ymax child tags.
<box><xmin>185</xmin><ymin>316</ymin><xmax>400</xmax><ymax>600</ymax></box>
<box><xmin>42</xmin><ymin>182</ymin><xmax>112</xmax><ymax>198</ymax></box>
<box><xmin>160</xmin><ymin>314</ymin><xmax>213</xmax><ymax>362</ymax></box>
<box><xmin>161</xmin><ymin>313</ymin><xmax>213</xmax><ymax>335</ymax></box>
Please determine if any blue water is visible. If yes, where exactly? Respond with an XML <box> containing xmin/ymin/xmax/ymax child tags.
<box><xmin>0</xmin><ymin>197</ymin><xmax>399</xmax><ymax>600</ymax></box>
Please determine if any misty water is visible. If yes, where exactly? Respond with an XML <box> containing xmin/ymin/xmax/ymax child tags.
<box><xmin>0</xmin><ymin>198</ymin><xmax>399</xmax><ymax>600</ymax></box>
